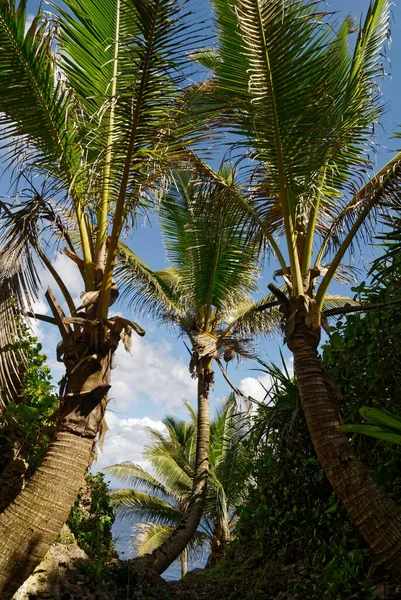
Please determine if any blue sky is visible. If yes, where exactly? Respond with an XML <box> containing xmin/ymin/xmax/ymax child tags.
<box><xmin>3</xmin><ymin>0</ymin><xmax>401</xmax><ymax>472</ymax></box>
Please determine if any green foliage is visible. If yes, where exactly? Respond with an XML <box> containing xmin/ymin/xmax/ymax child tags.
<box><xmin>322</xmin><ymin>280</ymin><xmax>401</xmax><ymax>421</ymax></box>
<box><xmin>233</xmin><ymin>355</ymin><xmax>393</xmax><ymax>599</ymax></box>
<box><xmin>232</xmin><ymin>258</ymin><xmax>401</xmax><ymax>597</ymax></box>
<box><xmin>0</xmin><ymin>327</ymin><xmax>58</xmax><ymax>470</ymax></box>
<box><xmin>237</xmin><ymin>419</ymin><xmax>374</xmax><ymax>598</ymax></box>
<box><xmin>341</xmin><ymin>406</ymin><xmax>401</xmax><ymax>444</ymax></box>
<box><xmin>321</xmin><ymin>267</ymin><xmax>401</xmax><ymax>502</ymax></box>
<box><xmin>67</xmin><ymin>472</ymin><xmax>116</xmax><ymax>569</ymax></box>
<box><xmin>106</xmin><ymin>397</ymin><xmax>251</xmax><ymax>562</ymax></box>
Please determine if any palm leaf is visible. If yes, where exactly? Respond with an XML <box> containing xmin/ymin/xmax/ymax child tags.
<box><xmin>209</xmin><ymin>0</ymin><xmax>391</xmax><ymax>292</ymax></box>
<box><xmin>109</xmin><ymin>489</ymin><xmax>182</xmax><ymax>525</ymax></box>
<box><xmin>0</xmin><ymin>1</ymin><xmax>80</xmax><ymax>182</ymax></box>
<box><xmin>0</xmin><ymin>199</ymin><xmax>43</xmax><ymax>406</ymax></box>
<box><xmin>160</xmin><ymin>169</ymin><xmax>260</xmax><ymax>316</ymax></box>
<box><xmin>114</xmin><ymin>242</ymin><xmax>185</xmax><ymax>319</ymax></box>
<box><xmin>143</xmin><ymin>446</ymin><xmax>193</xmax><ymax>496</ymax></box>
<box><xmin>104</xmin><ymin>462</ymin><xmax>172</xmax><ymax>498</ymax></box>
<box><xmin>133</xmin><ymin>522</ymin><xmax>208</xmax><ymax>560</ymax></box>
<box><xmin>223</xmin><ymin>292</ymin><xmax>281</xmax><ymax>337</ymax></box>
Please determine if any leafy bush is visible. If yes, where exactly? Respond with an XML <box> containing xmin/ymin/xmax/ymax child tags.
<box><xmin>67</xmin><ymin>472</ymin><xmax>116</xmax><ymax>570</ymax></box>
<box><xmin>232</xmin><ymin>346</ymin><xmax>399</xmax><ymax>598</ymax></box>
<box><xmin>322</xmin><ymin>279</ymin><xmax>401</xmax><ymax>504</ymax></box>
<box><xmin>0</xmin><ymin>327</ymin><xmax>58</xmax><ymax>472</ymax></box>
<box><xmin>236</xmin><ymin>420</ymin><xmax>375</xmax><ymax>599</ymax></box>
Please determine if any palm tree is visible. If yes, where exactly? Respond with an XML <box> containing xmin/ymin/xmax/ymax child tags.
<box><xmin>105</xmin><ymin>396</ymin><xmax>250</xmax><ymax>577</ymax></box>
<box><xmin>0</xmin><ymin>0</ymin><xmax>201</xmax><ymax>594</ymax></box>
<box><xmin>192</xmin><ymin>0</ymin><xmax>401</xmax><ymax>573</ymax></box>
<box><xmin>111</xmin><ymin>168</ymin><xmax>274</xmax><ymax>573</ymax></box>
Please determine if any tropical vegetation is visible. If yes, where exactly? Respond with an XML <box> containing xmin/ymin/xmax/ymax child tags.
<box><xmin>113</xmin><ymin>167</ymin><xmax>277</xmax><ymax>572</ymax></box>
<box><xmin>193</xmin><ymin>0</ymin><xmax>401</xmax><ymax>573</ymax></box>
<box><xmin>105</xmin><ymin>396</ymin><xmax>250</xmax><ymax>577</ymax></box>
<box><xmin>1</xmin><ymin>0</ymin><xmax>401</xmax><ymax>597</ymax></box>
<box><xmin>0</xmin><ymin>0</ymin><xmax>202</xmax><ymax>594</ymax></box>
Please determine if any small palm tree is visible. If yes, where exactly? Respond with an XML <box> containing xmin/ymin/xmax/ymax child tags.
<box><xmin>105</xmin><ymin>396</ymin><xmax>250</xmax><ymax>577</ymax></box>
<box><xmin>112</xmin><ymin>168</ymin><xmax>273</xmax><ymax>572</ymax></box>
<box><xmin>191</xmin><ymin>0</ymin><xmax>401</xmax><ymax>572</ymax></box>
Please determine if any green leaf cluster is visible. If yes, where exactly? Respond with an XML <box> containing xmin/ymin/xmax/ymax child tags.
<box><xmin>66</xmin><ymin>472</ymin><xmax>117</xmax><ymax>574</ymax></box>
<box><xmin>0</xmin><ymin>327</ymin><xmax>58</xmax><ymax>471</ymax></box>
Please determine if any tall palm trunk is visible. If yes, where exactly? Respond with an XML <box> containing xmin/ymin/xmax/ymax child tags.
<box><xmin>289</xmin><ymin>309</ymin><xmax>401</xmax><ymax>576</ymax></box>
<box><xmin>0</xmin><ymin>297</ymin><xmax>118</xmax><ymax>599</ymax></box>
<box><xmin>180</xmin><ymin>548</ymin><xmax>188</xmax><ymax>578</ymax></box>
<box><xmin>144</xmin><ymin>365</ymin><xmax>212</xmax><ymax>575</ymax></box>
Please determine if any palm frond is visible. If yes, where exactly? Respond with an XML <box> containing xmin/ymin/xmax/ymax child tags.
<box><xmin>114</xmin><ymin>242</ymin><xmax>185</xmax><ymax>320</ymax></box>
<box><xmin>208</xmin><ymin>395</ymin><xmax>251</xmax><ymax>510</ymax></box>
<box><xmin>133</xmin><ymin>522</ymin><xmax>208</xmax><ymax>559</ymax></box>
<box><xmin>104</xmin><ymin>462</ymin><xmax>172</xmax><ymax>498</ymax></box>
<box><xmin>0</xmin><ymin>1</ymin><xmax>80</xmax><ymax>182</ymax></box>
<box><xmin>160</xmin><ymin>168</ymin><xmax>260</xmax><ymax>316</ymax></box>
<box><xmin>161</xmin><ymin>416</ymin><xmax>197</xmax><ymax>465</ymax></box>
<box><xmin>143</xmin><ymin>446</ymin><xmax>193</xmax><ymax>496</ymax></box>
<box><xmin>0</xmin><ymin>198</ymin><xmax>44</xmax><ymax>406</ymax></box>
<box><xmin>58</xmin><ymin>0</ymin><xmax>139</xmax><ymax>118</ymax></box>
<box><xmin>251</xmin><ymin>357</ymin><xmax>301</xmax><ymax>448</ymax></box>
<box><xmin>210</xmin><ymin>0</ymin><xmax>391</xmax><ymax>290</ymax></box>
<box><xmin>213</xmin><ymin>0</ymin><xmax>334</xmax><ymax>196</ymax></box>
<box><xmin>109</xmin><ymin>489</ymin><xmax>182</xmax><ymax>526</ymax></box>
<box><xmin>91</xmin><ymin>0</ymin><xmax>202</xmax><ymax>225</ymax></box>
<box><xmin>223</xmin><ymin>292</ymin><xmax>281</xmax><ymax>337</ymax></box>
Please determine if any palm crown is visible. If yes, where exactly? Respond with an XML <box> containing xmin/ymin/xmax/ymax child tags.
<box><xmin>0</xmin><ymin>0</ymin><xmax>200</xmax><ymax>393</ymax></box>
<box><xmin>196</xmin><ymin>0</ymin><xmax>400</xmax><ymax>304</ymax></box>
<box><xmin>115</xmin><ymin>168</ymin><xmax>277</xmax><ymax>370</ymax></box>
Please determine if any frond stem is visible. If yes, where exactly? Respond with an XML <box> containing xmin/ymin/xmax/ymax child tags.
<box><xmin>96</xmin><ymin>0</ymin><xmax>121</xmax><ymax>251</ymax></box>
<box><xmin>98</xmin><ymin>0</ymin><xmax>161</xmax><ymax>318</ymax></box>
<box><xmin>251</xmin><ymin>0</ymin><xmax>302</xmax><ymax>293</ymax></box>
<box><xmin>316</xmin><ymin>152</ymin><xmax>401</xmax><ymax>309</ymax></box>
<box><xmin>25</xmin><ymin>312</ymin><xmax>57</xmax><ymax>325</ymax></box>
<box><xmin>36</xmin><ymin>248</ymin><xmax>77</xmax><ymax>317</ymax></box>
<box><xmin>323</xmin><ymin>297</ymin><xmax>401</xmax><ymax>318</ymax></box>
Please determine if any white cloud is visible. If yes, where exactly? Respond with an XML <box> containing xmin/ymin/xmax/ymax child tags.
<box><xmin>25</xmin><ymin>14</ymin><xmax>35</xmax><ymax>34</ymax></box>
<box><xmin>93</xmin><ymin>411</ymin><xmax>166</xmax><ymax>473</ymax></box>
<box><xmin>37</xmin><ymin>253</ymin><xmax>83</xmax><ymax>301</ymax></box>
<box><xmin>108</xmin><ymin>336</ymin><xmax>196</xmax><ymax>413</ymax></box>
<box><xmin>239</xmin><ymin>356</ymin><xmax>294</xmax><ymax>403</ymax></box>
<box><xmin>239</xmin><ymin>373</ymin><xmax>273</xmax><ymax>402</ymax></box>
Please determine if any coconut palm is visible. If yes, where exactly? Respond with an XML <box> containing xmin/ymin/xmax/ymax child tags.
<box><xmin>112</xmin><ymin>167</ymin><xmax>275</xmax><ymax>573</ymax></box>
<box><xmin>191</xmin><ymin>0</ymin><xmax>401</xmax><ymax>573</ymax></box>
<box><xmin>0</xmin><ymin>0</ymin><xmax>202</xmax><ymax>594</ymax></box>
<box><xmin>105</xmin><ymin>396</ymin><xmax>250</xmax><ymax>577</ymax></box>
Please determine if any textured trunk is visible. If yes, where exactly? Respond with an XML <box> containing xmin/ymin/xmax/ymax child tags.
<box><xmin>292</xmin><ymin>332</ymin><xmax>401</xmax><ymax>576</ymax></box>
<box><xmin>0</xmin><ymin>327</ymin><xmax>113</xmax><ymax>599</ymax></box>
<box><xmin>207</xmin><ymin>519</ymin><xmax>230</xmax><ymax>568</ymax></box>
<box><xmin>180</xmin><ymin>548</ymin><xmax>188</xmax><ymax>579</ymax></box>
<box><xmin>145</xmin><ymin>367</ymin><xmax>212</xmax><ymax>575</ymax></box>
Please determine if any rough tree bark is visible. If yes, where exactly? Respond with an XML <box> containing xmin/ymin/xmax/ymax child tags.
<box><xmin>207</xmin><ymin>518</ymin><xmax>231</xmax><ymax>567</ymax></box>
<box><xmin>141</xmin><ymin>361</ymin><xmax>212</xmax><ymax>575</ymax></box>
<box><xmin>0</xmin><ymin>289</ymin><xmax>128</xmax><ymax>599</ymax></box>
<box><xmin>287</xmin><ymin>295</ymin><xmax>401</xmax><ymax>577</ymax></box>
